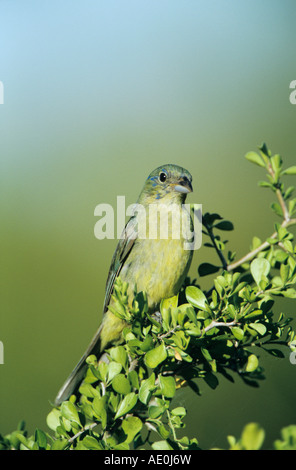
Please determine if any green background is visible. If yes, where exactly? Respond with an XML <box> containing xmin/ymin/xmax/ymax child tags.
<box><xmin>1</xmin><ymin>0</ymin><xmax>295</xmax><ymax>449</ymax></box>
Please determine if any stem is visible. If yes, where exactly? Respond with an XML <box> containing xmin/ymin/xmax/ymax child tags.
<box><xmin>203</xmin><ymin>320</ymin><xmax>237</xmax><ymax>334</ymax></box>
<box><xmin>267</xmin><ymin>159</ymin><xmax>290</xmax><ymax>222</ymax></box>
<box><xmin>227</xmin><ymin>218</ymin><xmax>296</xmax><ymax>272</ymax></box>
<box><xmin>159</xmin><ymin>325</ymin><xmax>181</xmax><ymax>339</ymax></box>
<box><xmin>276</xmin><ymin>188</ymin><xmax>290</xmax><ymax>222</ymax></box>
<box><xmin>202</xmin><ymin>218</ymin><xmax>228</xmax><ymax>270</ymax></box>
<box><xmin>226</xmin><ymin>159</ymin><xmax>296</xmax><ymax>272</ymax></box>
<box><xmin>66</xmin><ymin>422</ymin><xmax>97</xmax><ymax>446</ymax></box>
<box><xmin>166</xmin><ymin>407</ymin><xmax>178</xmax><ymax>442</ymax></box>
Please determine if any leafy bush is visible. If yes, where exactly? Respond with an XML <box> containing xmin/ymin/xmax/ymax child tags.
<box><xmin>1</xmin><ymin>143</ymin><xmax>296</xmax><ymax>450</ymax></box>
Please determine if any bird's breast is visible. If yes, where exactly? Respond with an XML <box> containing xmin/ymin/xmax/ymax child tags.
<box><xmin>120</xmin><ymin>204</ymin><xmax>193</xmax><ymax>310</ymax></box>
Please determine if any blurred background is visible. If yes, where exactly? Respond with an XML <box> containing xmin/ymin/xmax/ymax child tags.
<box><xmin>1</xmin><ymin>0</ymin><xmax>296</xmax><ymax>449</ymax></box>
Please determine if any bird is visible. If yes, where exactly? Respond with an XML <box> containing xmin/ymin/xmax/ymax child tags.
<box><xmin>54</xmin><ymin>164</ymin><xmax>194</xmax><ymax>406</ymax></box>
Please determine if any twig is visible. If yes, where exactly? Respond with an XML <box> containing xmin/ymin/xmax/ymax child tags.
<box><xmin>159</xmin><ymin>325</ymin><xmax>181</xmax><ymax>339</ymax></box>
<box><xmin>203</xmin><ymin>320</ymin><xmax>237</xmax><ymax>334</ymax></box>
<box><xmin>226</xmin><ymin>159</ymin><xmax>296</xmax><ymax>272</ymax></box>
<box><xmin>227</xmin><ymin>217</ymin><xmax>296</xmax><ymax>272</ymax></box>
<box><xmin>67</xmin><ymin>422</ymin><xmax>98</xmax><ymax>446</ymax></box>
<box><xmin>203</xmin><ymin>156</ymin><xmax>296</xmax><ymax>275</ymax></box>
<box><xmin>202</xmin><ymin>218</ymin><xmax>228</xmax><ymax>270</ymax></box>
<box><xmin>276</xmin><ymin>189</ymin><xmax>290</xmax><ymax>222</ymax></box>
<box><xmin>267</xmin><ymin>160</ymin><xmax>290</xmax><ymax>222</ymax></box>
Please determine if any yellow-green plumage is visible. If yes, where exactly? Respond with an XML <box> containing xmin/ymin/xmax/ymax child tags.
<box><xmin>55</xmin><ymin>164</ymin><xmax>194</xmax><ymax>406</ymax></box>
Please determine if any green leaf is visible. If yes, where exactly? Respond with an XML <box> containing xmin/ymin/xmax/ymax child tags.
<box><xmin>92</xmin><ymin>395</ymin><xmax>106</xmax><ymax>414</ymax></box>
<box><xmin>259</xmin><ymin>142</ymin><xmax>271</xmax><ymax>158</ymax></box>
<box><xmin>185</xmin><ymin>286</ymin><xmax>208</xmax><ymax>311</ymax></box>
<box><xmin>289</xmin><ymin>198</ymin><xmax>296</xmax><ymax>216</ymax></box>
<box><xmin>112</xmin><ymin>374</ymin><xmax>132</xmax><ymax>395</ymax></box>
<box><xmin>139</xmin><ymin>373</ymin><xmax>156</xmax><ymax>404</ymax></box>
<box><xmin>157</xmin><ymin>424</ymin><xmax>170</xmax><ymax>440</ymax></box>
<box><xmin>97</xmin><ymin>362</ymin><xmax>108</xmax><ymax>382</ymax></box>
<box><xmin>271</xmin><ymin>202</ymin><xmax>283</xmax><ymax>217</ymax></box>
<box><xmin>249</xmin><ymin>323</ymin><xmax>267</xmax><ymax>336</ymax></box>
<box><xmin>140</xmin><ymin>334</ymin><xmax>154</xmax><ymax>352</ymax></box>
<box><xmin>274</xmin><ymin>249</ymin><xmax>289</xmax><ymax>263</ymax></box>
<box><xmin>128</xmin><ymin>370</ymin><xmax>139</xmax><ymax>390</ymax></box>
<box><xmin>246</xmin><ymin>354</ymin><xmax>259</xmax><ymax>372</ymax></box>
<box><xmin>171</xmin><ymin>407</ymin><xmax>186</xmax><ymax>417</ymax></box>
<box><xmin>50</xmin><ymin>439</ymin><xmax>68</xmax><ymax>450</ymax></box>
<box><xmin>258</xmin><ymin>180</ymin><xmax>273</xmax><ymax>188</ymax></box>
<box><xmin>79</xmin><ymin>382</ymin><xmax>100</xmax><ymax>398</ymax></box>
<box><xmin>274</xmin><ymin>425</ymin><xmax>296</xmax><ymax>450</ymax></box>
<box><xmin>159</xmin><ymin>375</ymin><xmax>176</xmax><ymax>398</ymax></box>
<box><xmin>122</xmin><ymin>416</ymin><xmax>143</xmax><ymax>444</ymax></box>
<box><xmin>282</xmin><ymin>166</ymin><xmax>296</xmax><ymax>175</ymax></box>
<box><xmin>201</xmin><ymin>347</ymin><xmax>212</xmax><ymax>362</ymax></box>
<box><xmin>60</xmin><ymin>402</ymin><xmax>81</xmax><ymax>426</ymax></box>
<box><xmin>144</xmin><ymin>343</ymin><xmax>167</xmax><ymax>368</ymax></box>
<box><xmin>109</xmin><ymin>346</ymin><xmax>128</xmax><ymax>369</ymax></box>
<box><xmin>148</xmin><ymin>397</ymin><xmax>167</xmax><ymax>419</ymax></box>
<box><xmin>46</xmin><ymin>408</ymin><xmax>61</xmax><ymax>432</ymax></box>
<box><xmin>82</xmin><ymin>435</ymin><xmax>103</xmax><ymax>450</ymax></box>
<box><xmin>241</xmin><ymin>423</ymin><xmax>265</xmax><ymax>450</ymax></box>
<box><xmin>270</xmin><ymin>154</ymin><xmax>282</xmax><ymax>175</ymax></box>
<box><xmin>107</xmin><ymin>362</ymin><xmax>122</xmax><ymax>382</ymax></box>
<box><xmin>250</xmin><ymin>258</ymin><xmax>270</xmax><ymax>286</ymax></box>
<box><xmin>34</xmin><ymin>429</ymin><xmax>47</xmax><ymax>449</ymax></box>
<box><xmin>232</xmin><ymin>326</ymin><xmax>244</xmax><ymax>340</ymax></box>
<box><xmin>251</xmin><ymin>236</ymin><xmax>262</xmax><ymax>249</ymax></box>
<box><xmin>152</xmin><ymin>440</ymin><xmax>174</xmax><ymax>450</ymax></box>
<box><xmin>245</xmin><ymin>151</ymin><xmax>265</xmax><ymax>167</ymax></box>
<box><xmin>282</xmin><ymin>288</ymin><xmax>296</xmax><ymax>299</ymax></box>
<box><xmin>280</xmin><ymin>263</ymin><xmax>290</xmax><ymax>284</ymax></box>
<box><xmin>92</xmin><ymin>396</ymin><xmax>107</xmax><ymax>427</ymax></box>
<box><xmin>149</xmin><ymin>404</ymin><xmax>166</xmax><ymax>419</ymax></box>
<box><xmin>160</xmin><ymin>295</ymin><xmax>178</xmax><ymax>311</ymax></box>
<box><xmin>114</xmin><ymin>392</ymin><xmax>138</xmax><ymax>419</ymax></box>
<box><xmin>285</xmin><ymin>186</ymin><xmax>295</xmax><ymax>199</ymax></box>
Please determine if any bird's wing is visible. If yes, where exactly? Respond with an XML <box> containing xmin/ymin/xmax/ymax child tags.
<box><xmin>103</xmin><ymin>215</ymin><xmax>138</xmax><ymax>313</ymax></box>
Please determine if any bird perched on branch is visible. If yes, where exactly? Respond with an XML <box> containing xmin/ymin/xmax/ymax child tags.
<box><xmin>55</xmin><ymin>164</ymin><xmax>194</xmax><ymax>406</ymax></box>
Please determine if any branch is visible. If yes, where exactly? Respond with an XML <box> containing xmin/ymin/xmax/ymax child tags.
<box><xmin>202</xmin><ymin>218</ymin><xmax>228</xmax><ymax>270</ymax></box>
<box><xmin>203</xmin><ymin>320</ymin><xmax>238</xmax><ymax>334</ymax></box>
<box><xmin>267</xmin><ymin>159</ymin><xmax>290</xmax><ymax>222</ymax></box>
<box><xmin>66</xmin><ymin>422</ymin><xmax>97</xmax><ymax>446</ymax></box>
<box><xmin>159</xmin><ymin>325</ymin><xmax>181</xmax><ymax>339</ymax></box>
<box><xmin>227</xmin><ymin>217</ymin><xmax>296</xmax><ymax>272</ymax></box>
<box><xmin>227</xmin><ymin>158</ymin><xmax>296</xmax><ymax>272</ymax></box>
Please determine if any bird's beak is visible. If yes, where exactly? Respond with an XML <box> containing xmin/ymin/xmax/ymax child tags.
<box><xmin>174</xmin><ymin>176</ymin><xmax>193</xmax><ymax>194</ymax></box>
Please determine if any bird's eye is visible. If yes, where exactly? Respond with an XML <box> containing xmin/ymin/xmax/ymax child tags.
<box><xmin>159</xmin><ymin>172</ymin><xmax>167</xmax><ymax>183</ymax></box>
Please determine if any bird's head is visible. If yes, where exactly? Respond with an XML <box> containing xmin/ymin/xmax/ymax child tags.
<box><xmin>138</xmin><ymin>164</ymin><xmax>193</xmax><ymax>205</ymax></box>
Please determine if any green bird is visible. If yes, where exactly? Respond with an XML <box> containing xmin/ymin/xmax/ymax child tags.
<box><xmin>55</xmin><ymin>164</ymin><xmax>194</xmax><ymax>406</ymax></box>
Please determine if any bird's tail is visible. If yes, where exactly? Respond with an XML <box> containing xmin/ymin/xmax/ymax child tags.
<box><xmin>54</xmin><ymin>324</ymin><xmax>103</xmax><ymax>407</ymax></box>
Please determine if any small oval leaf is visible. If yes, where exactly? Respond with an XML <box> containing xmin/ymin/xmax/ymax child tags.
<box><xmin>114</xmin><ymin>392</ymin><xmax>137</xmax><ymax>419</ymax></box>
<box><xmin>246</xmin><ymin>354</ymin><xmax>259</xmax><ymax>372</ymax></box>
<box><xmin>250</xmin><ymin>258</ymin><xmax>270</xmax><ymax>286</ymax></box>
<box><xmin>245</xmin><ymin>151</ymin><xmax>265</xmax><ymax>167</ymax></box>
<box><xmin>186</xmin><ymin>286</ymin><xmax>208</xmax><ymax>310</ymax></box>
<box><xmin>144</xmin><ymin>343</ymin><xmax>167</xmax><ymax>369</ymax></box>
